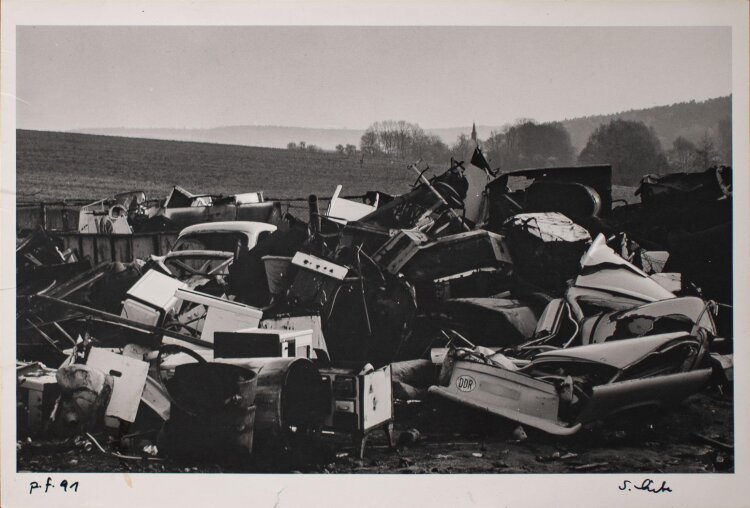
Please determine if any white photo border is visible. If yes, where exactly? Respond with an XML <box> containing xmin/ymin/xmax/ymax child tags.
<box><xmin>1</xmin><ymin>2</ymin><xmax>748</xmax><ymax>508</ymax></box>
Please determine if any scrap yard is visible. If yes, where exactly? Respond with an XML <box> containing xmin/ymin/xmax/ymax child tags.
<box><xmin>15</xmin><ymin>147</ymin><xmax>734</xmax><ymax>474</ymax></box>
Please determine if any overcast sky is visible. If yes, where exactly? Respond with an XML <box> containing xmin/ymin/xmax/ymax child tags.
<box><xmin>16</xmin><ymin>26</ymin><xmax>731</xmax><ymax>131</ymax></box>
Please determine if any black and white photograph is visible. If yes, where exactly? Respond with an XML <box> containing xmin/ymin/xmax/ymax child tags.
<box><xmin>1</xmin><ymin>2</ymin><xmax>748</xmax><ymax>507</ymax></box>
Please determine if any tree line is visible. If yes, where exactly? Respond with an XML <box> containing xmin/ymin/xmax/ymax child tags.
<box><xmin>287</xmin><ymin>115</ymin><xmax>731</xmax><ymax>186</ymax></box>
<box><xmin>561</xmin><ymin>95</ymin><xmax>732</xmax><ymax>159</ymax></box>
<box><xmin>361</xmin><ymin>118</ymin><xmax>730</xmax><ymax>185</ymax></box>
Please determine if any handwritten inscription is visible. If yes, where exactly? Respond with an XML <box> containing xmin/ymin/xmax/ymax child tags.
<box><xmin>29</xmin><ymin>477</ymin><xmax>79</xmax><ymax>494</ymax></box>
<box><xmin>619</xmin><ymin>479</ymin><xmax>672</xmax><ymax>494</ymax></box>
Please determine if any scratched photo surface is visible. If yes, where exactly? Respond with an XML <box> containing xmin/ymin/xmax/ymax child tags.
<box><xmin>12</xmin><ymin>23</ymin><xmax>735</xmax><ymax>479</ymax></box>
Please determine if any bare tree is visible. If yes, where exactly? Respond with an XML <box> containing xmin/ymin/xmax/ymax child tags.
<box><xmin>360</xmin><ymin>129</ymin><xmax>380</xmax><ymax>156</ymax></box>
<box><xmin>695</xmin><ymin>132</ymin><xmax>719</xmax><ymax>169</ymax></box>
<box><xmin>360</xmin><ymin>120</ymin><xmax>448</xmax><ymax>161</ymax></box>
<box><xmin>667</xmin><ymin>136</ymin><xmax>697</xmax><ymax>171</ymax></box>
<box><xmin>716</xmin><ymin>118</ymin><xmax>732</xmax><ymax>165</ymax></box>
<box><xmin>450</xmin><ymin>133</ymin><xmax>472</xmax><ymax>159</ymax></box>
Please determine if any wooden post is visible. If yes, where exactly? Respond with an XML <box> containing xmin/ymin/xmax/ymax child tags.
<box><xmin>308</xmin><ymin>195</ymin><xmax>321</xmax><ymax>236</ymax></box>
<box><xmin>40</xmin><ymin>203</ymin><xmax>48</xmax><ymax>230</ymax></box>
<box><xmin>61</xmin><ymin>205</ymin><xmax>69</xmax><ymax>231</ymax></box>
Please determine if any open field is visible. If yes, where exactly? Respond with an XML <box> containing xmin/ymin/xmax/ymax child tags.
<box><xmin>16</xmin><ymin>130</ymin><xmax>639</xmax><ymax>205</ymax></box>
<box><xmin>16</xmin><ymin>130</ymin><xmax>419</xmax><ymax>203</ymax></box>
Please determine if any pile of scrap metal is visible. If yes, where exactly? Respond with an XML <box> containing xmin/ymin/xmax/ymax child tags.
<box><xmin>429</xmin><ymin>234</ymin><xmax>731</xmax><ymax>435</ymax></box>
<box><xmin>77</xmin><ymin>191</ymin><xmax>154</xmax><ymax>234</ymax></box>
<box><xmin>157</xmin><ymin>186</ymin><xmax>284</xmax><ymax>231</ymax></box>
<box><xmin>611</xmin><ymin>166</ymin><xmax>733</xmax><ymax>306</ymax></box>
<box><xmin>16</xmin><ymin>152</ymin><xmax>733</xmax><ymax>464</ymax></box>
<box><xmin>17</xmin><ymin>260</ymin><xmax>395</xmax><ymax>459</ymax></box>
<box><xmin>17</xmin><ymin>227</ymin><xmax>92</xmax><ymax>296</ymax></box>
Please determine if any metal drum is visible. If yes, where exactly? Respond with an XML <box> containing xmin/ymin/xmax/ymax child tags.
<box><xmin>163</xmin><ymin>363</ymin><xmax>257</xmax><ymax>458</ymax></box>
<box><xmin>216</xmin><ymin>357</ymin><xmax>327</xmax><ymax>446</ymax></box>
<box><xmin>261</xmin><ymin>255</ymin><xmax>292</xmax><ymax>296</ymax></box>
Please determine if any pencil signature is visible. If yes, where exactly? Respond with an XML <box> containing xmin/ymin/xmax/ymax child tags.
<box><xmin>618</xmin><ymin>479</ymin><xmax>672</xmax><ymax>493</ymax></box>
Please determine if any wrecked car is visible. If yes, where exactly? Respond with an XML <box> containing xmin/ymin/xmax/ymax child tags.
<box><xmin>430</xmin><ymin>329</ymin><xmax>712</xmax><ymax>436</ymax></box>
<box><xmin>145</xmin><ymin>220</ymin><xmax>277</xmax><ymax>291</ymax></box>
<box><xmin>429</xmin><ymin>232</ymin><xmax>724</xmax><ymax>435</ymax></box>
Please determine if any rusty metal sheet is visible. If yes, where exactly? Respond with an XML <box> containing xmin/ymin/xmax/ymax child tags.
<box><xmin>111</xmin><ymin>236</ymin><xmax>132</xmax><ymax>262</ymax></box>
<box><xmin>94</xmin><ymin>236</ymin><xmax>112</xmax><ymax>263</ymax></box>
<box><xmin>434</xmin><ymin>297</ymin><xmax>543</xmax><ymax>347</ymax></box>
<box><xmin>403</xmin><ymin>230</ymin><xmax>512</xmax><ymax>282</ymax></box>
<box><xmin>158</xmin><ymin>233</ymin><xmax>175</xmax><ymax>255</ymax></box>
<box><xmin>79</xmin><ymin>235</ymin><xmax>96</xmax><ymax>262</ymax></box>
<box><xmin>131</xmin><ymin>234</ymin><xmax>157</xmax><ymax>260</ymax></box>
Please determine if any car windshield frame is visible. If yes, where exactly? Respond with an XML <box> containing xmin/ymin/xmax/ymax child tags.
<box><xmin>161</xmin><ymin>250</ymin><xmax>233</xmax><ymax>278</ymax></box>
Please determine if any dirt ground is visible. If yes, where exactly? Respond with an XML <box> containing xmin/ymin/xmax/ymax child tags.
<box><xmin>17</xmin><ymin>386</ymin><xmax>733</xmax><ymax>475</ymax></box>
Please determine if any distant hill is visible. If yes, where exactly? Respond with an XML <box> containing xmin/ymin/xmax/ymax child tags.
<box><xmin>71</xmin><ymin>95</ymin><xmax>730</xmax><ymax>154</ymax></box>
<box><xmin>71</xmin><ymin>125</ymin><xmax>366</xmax><ymax>151</ymax></box>
<box><xmin>71</xmin><ymin>124</ymin><xmax>505</xmax><ymax>151</ymax></box>
<box><xmin>560</xmin><ymin>96</ymin><xmax>731</xmax><ymax>152</ymax></box>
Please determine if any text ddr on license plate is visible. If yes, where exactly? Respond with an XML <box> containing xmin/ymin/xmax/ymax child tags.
<box><xmin>456</xmin><ymin>375</ymin><xmax>476</xmax><ymax>392</ymax></box>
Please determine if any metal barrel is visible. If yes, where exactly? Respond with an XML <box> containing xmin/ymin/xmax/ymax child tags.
<box><xmin>163</xmin><ymin>363</ymin><xmax>258</xmax><ymax>458</ymax></box>
<box><xmin>216</xmin><ymin>357</ymin><xmax>327</xmax><ymax>444</ymax></box>
<box><xmin>261</xmin><ymin>255</ymin><xmax>293</xmax><ymax>296</ymax></box>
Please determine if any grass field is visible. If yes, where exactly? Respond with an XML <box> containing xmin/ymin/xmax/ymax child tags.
<box><xmin>16</xmin><ymin>130</ymin><xmax>424</xmax><ymax>203</ymax></box>
<box><xmin>16</xmin><ymin>129</ymin><xmax>639</xmax><ymax>205</ymax></box>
